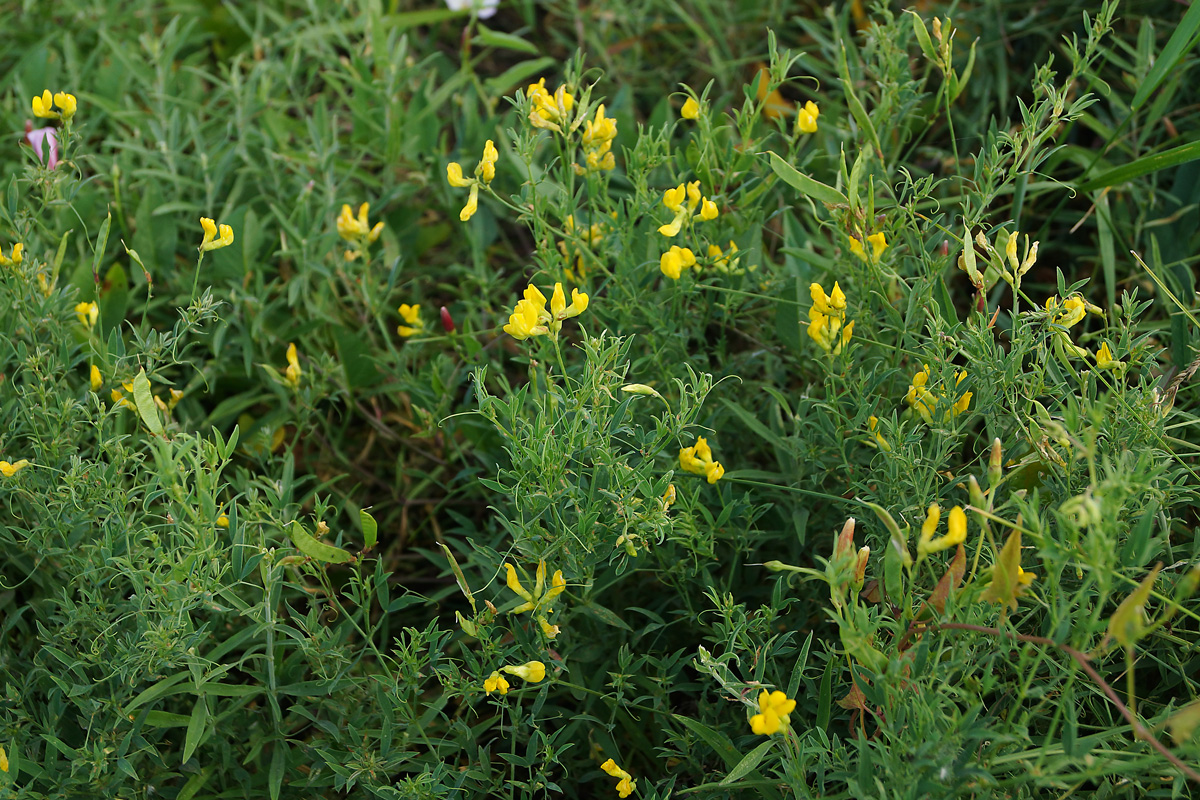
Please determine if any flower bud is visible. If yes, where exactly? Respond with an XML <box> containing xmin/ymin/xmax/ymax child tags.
<box><xmin>440</xmin><ymin>305</ymin><xmax>455</xmax><ymax>333</ymax></box>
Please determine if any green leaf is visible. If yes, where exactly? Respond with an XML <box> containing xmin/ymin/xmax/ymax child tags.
<box><xmin>1168</xmin><ymin>699</ymin><xmax>1200</xmax><ymax>744</ymax></box>
<box><xmin>270</xmin><ymin>739</ymin><xmax>288</xmax><ymax>800</ymax></box>
<box><xmin>182</xmin><ymin>696</ymin><xmax>207</xmax><ymax>764</ymax></box>
<box><xmin>1131</xmin><ymin>1</ymin><xmax>1200</xmax><ymax>112</ymax></box>
<box><xmin>359</xmin><ymin>509</ymin><xmax>378</xmax><ymax>551</ymax></box>
<box><xmin>765</xmin><ymin>151</ymin><xmax>848</xmax><ymax>207</ymax></box>
<box><xmin>720</xmin><ymin>739</ymin><xmax>776</xmax><ymax>785</ymax></box>
<box><xmin>90</xmin><ymin>212</ymin><xmax>112</xmax><ymax>284</ymax></box>
<box><xmin>474</xmin><ymin>24</ymin><xmax>538</xmax><ymax>54</ymax></box>
<box><xmin>1106</xmin><ymin>563</ymin><xmax>1162</xmax><ymax>648</ymax></box>
<box><xmin>288</xmin><ymin>520</ymin><xmax>353</xmax><ymax>564</ymax></box>
<box><xmin>485</xmin><ymin>57</ymin><xmax>558</xmax><ymax>95</ymax></box>
<box><xmin>1078</xmin><ymin>139</ymin><xmax>1200</xmax><ymax>192</ymax></box>
<box><xmin>671</xmin><ymin>714</ymin><xmax>741</xmax><ymax>767</ymax></box>
<box><xmin>142</xmin><ymin>711</ymin><xmax>191</xmax><ymax>728</ymax></box>
<box><xmin>131</xmin><ymin>368</ymin><xmax>165</xmax><ymax>436</ymax></box>
<box><xmin>817</xmin><ymin>656</ymin><xmax>834</xmax><ymax>729</ymax></box>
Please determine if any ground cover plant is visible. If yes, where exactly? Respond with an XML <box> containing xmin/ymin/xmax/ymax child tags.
<box><xmin>2</xmin><ymin>0</ymin><xmax>1200</xmax><ymax>797</ymax></box>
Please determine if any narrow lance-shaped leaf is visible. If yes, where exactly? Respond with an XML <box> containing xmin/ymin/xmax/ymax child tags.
<box><xmin>1106</xmin><ymin>562</ymin><xmax>1162</xmax><ymax>649</ymax></box>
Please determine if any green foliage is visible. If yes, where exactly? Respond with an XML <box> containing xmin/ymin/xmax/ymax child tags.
<box><xmin>2</xmin><ymin>0</ymin><xmax>1200</xmax><ymax>798</ymax></box>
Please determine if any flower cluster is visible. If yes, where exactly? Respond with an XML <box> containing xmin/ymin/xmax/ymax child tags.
<box><xmin>505</xmin><ymin>560</ymin><xmax>567</xmax><ymax>638</ymax></box>
<box><xmin>958</xmin><ymin>227</ymin><xmax>1039</xmax><ymax>291</ymax></box>
<box><xmin>600</xmin><ymin>758</ymin><xmax>637</xmax><ymax>798</ymax></box>
<box><xmin>31</xmin><ymin>90</ymin><xmax>77</xmax><ymax>121</ymax></box>
<box><xmin>526</xmin><ymin>78</ymin><xmax>575</xmax><ymax>133</ymax></box>
<box><xmin>337</xmin><ymin>202</ymin><xmax>384</xmax><ymax>260</ymax></box>
<box><xmin>502</xmin><ymin>282</ymin><xmax>589</xmax><ymax>341</ymax></box>
<box><xmin>75</xmin><ymin>301</ymin><xmax>99</xmax><ymax>330</ymax></box>
<box><xmin>446</xmin><ymin>140</ymin><xmax>498</xmax><ymax>222</ymax></box>
<box><xmin>659</xmin><ymin>245</ymin><xmax>696</xmax><ymax>280</ymax></box>
<box><xmin>0</xmin><ymin>243</ymin><xmax>23</xmax><ymax>267</ymax></box>
<box><xmin>750</xmin><ymin>690</ymin><xmax>796</xmax><ymax>736</ymax></box>
<box><xmin>397</xmin><ymin>304</ymin><xmax>423</xmax><ymax>338</ymax></box>
<box><xmin>849</xmin><ymin>231</ymin><xmax>888</xmax><ymax>264</ymax></box>
<box><xmin>657</xmin><ymin>180</ymin><xmax>718</xmax><ymax>238</ymax></box>
<box><xmin>916</xmin><ymin>503</ymin><xmax>967</xmax><ymax>562</ymax></box>
<box><xmin>706</xmin><ymin>241</ymin><xmax>743</xmax><ymax>274</ymax></box>
<box><xmin>679</xmin><ymin>436</ymin><xmax>724</xmax><ymax>484</ymax></box>
<box><xmin>199</xmin><ymin>217</ymin><xmax>234</xmax><ymax>252</ymax></box>
<box><xmin>795</xmin><ymin>100</ymin><xmax>820</xmax><ymax>134</ymax></box>
<box><xmin>807</xmin><ymin>281</ymin><xmax>854</xmax><ymax>355</ymax></box>
<box><xmin>905</xmin><ymin>364</ymin><xmax>972</xmax><ymax>423</ymax></box>
<box><xmin>575</xmin><ymin>104</ymin><xmax>616</xmax><ymax>174</ymax></box>
<box><xmin>483</xmin><ymin>660</ymin><xmax>547</xmax><ymax>695</ymax></box>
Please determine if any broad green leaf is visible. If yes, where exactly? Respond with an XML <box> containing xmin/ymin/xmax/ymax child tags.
<box><xmin>360</xmin><ymin>509</ymin><xmax>378</xmax><ymax>551</ymax></box>
<box><xmin>1078</xmin><ymin>139</ymin><xmax>1200</xmax><ymax>192</ymax></box>
<box><xmin>475</xmin><ymin>24</ymin><xmax>538</xmax><ymax>54</ymax></box>
<box><xmin>1131</xmin><ymin>1</ymin><xmax>1200</xmax><ymax>112</ymax></box>
<box><xmin>1168</xmin><ymin>700</ymin><xmax>1200</xmax><ymax>744</ymax></box>
<box><xmin>288</xmin><ymin>520</ymin><xmax>353</xmax><ymax>564</ymax></box>
<box><xmin>765</xmin><ymin>151</ymin><xmax>847</xmax><ymax>207</ymax></box>
<box><xmin>142</xmin><ymin>711</ymin><xmax>191</xmax><ymax>728</ymax></box>
<box><xmin>131</xmin><ymin>368</ymin><xmax>165</xmax><ymax>436</ymax></box>
<box><xmin>182</xmin><ymin>696</ymin><xmax>207</xmax><ymax>764</ymax></box>
<box><xmin>720</xmin><ymin>739</ymin><xmax>776</xmax><ymax>785</ymax></box>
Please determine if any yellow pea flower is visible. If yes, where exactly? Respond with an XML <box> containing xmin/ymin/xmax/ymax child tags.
<box><xmin>867</xmin><ymin>415</ymin><xmax>892</xmax><ymax>452</ymax></box>
<box><xmin>446</xmin><ymin>141</ymin><xmax>496</xmax><ymax>222</ymax></box>
<box><xmin>397</xmin><ymin>303</ymin><xmax>423</xmax><ymax>337</ymax></box>
<box><xmin>478</xmin><ymin>139</ymin><xmax>498</xmax><ymax>184</ymax></box>
<box><xmin>503</xmin><ymin>283</ymin><xmax>586</xmax><ymax>340</ymax></box>
<box><xmin>32</xmin><ymin>89</ymin><xmax>59</xmax><ymax>119</ymax></box>
<box><xmin>658</xmin><ymin>180</ymin><xmax>716</xmax><ymax>237</ymax></box>
<box><xmin>54</xmin><ymin>92</ymin><xmax>78</xmax><ymax>120</ymax></box>
<box><xmin>905</xmin><ymin>365</ymin><xmax>971</xmax><ymax>423</ymax></box>
<box><xmin>600</xmin><ymin>758</ymin><xmax>637</xmax><ymax>798</ymax></box>
<box><xmin>110</xmin><ymin>381</ymin><xmax>135</xmax><ymax>410</ymax></box>
<box><xmin>446</xmin><ymin>162</ymin><xmax>473</xmax><ymax>188</ymax></box>
<box><xmin>526</xmin><ymin>78</ymin><xmax>575</xmax><ymax>131</ymax></box>
<box><xmin>0</xmin><ymin>459</ymin><xmax>31</xmax><ymax>478</ymax></box>
<box><xmin>659</xmin><ymin>246</ymin><xmax>696</xmax><ymax>280</ymax></box>
<box><xmin>807</xmin><ymin>282</ymin><xmax>853</xmax><ymax>355</ymax></box>
<box><xmin>576</xmin><ymin>107</ymin><xmax>617</xmax><ymax>174</ymax></box>
<box><xmin>484</xmin><ymin>671</ymin><xmax>510</xmax><ymax>695</ymax></box>
<box><xmin>199</xmin><ymin>217</ymin><xmax>234</xmax><ymax>252</ymax></box>
<box><xmin>849</xmin><ymin>231</ymin><xmax>888</xmax><ymax>263</ymax></box>
<box><xmin>217</xmin><ymin>514</ymin><xmax>230</xmax><ymax>528</ymax></box>
<box><xmin>501</xmin><ymin>660</ymin><xmax>546</xmax><ymax>683</ymax></box>
<box><xmin>681</xmin><ymin>96</ymin><xmax>700</xmax><ymax>119</ymax></box>
<box><xmin>90</xmin><ymin>364</ymin><xmax>102</xmax><ymax>392</ymax></box>
<box><xmin>75</xmin><ymin>301</ymin><xmax>99</xmax><ymax>330</ymax></box>
<box><xmin>679</xmin><ymin>436</ymin><xmax>725</xmax><ymax>483</ymax></box>
<box><xmin>1095</xmin><ymin>342</ymin><xmax>1125</xmax><ymax>373</ymax></box>
<box><xmin>795</xmin><ymin>100</ymin><xmax>820</xmax><ymax>134</ymax></box>
<box><xmin>284</xmin><ymin>343</ymin><xmax>302</xmax><ymax>388</ymax></box>
<box><xmin>337</xmin><ymin>203</ymin><xmax>384</xmax><ymax>247</ymax></box>
<box><xmin>0</xmin><ymin>743</ymin><xmax>8</xmax><ymax>772</ymax></box>
<box><xmin>749</xmin><ymin>689</ymin><xmax>796</xmax><ymax>735</ymax></box>
<box><xmin>699</xmin><ymin>198</ymin><xmax>719</xmax><ymax>221</ymax></box>
<box><xmin>0</xmin><ymin>243</ymin><xmax>23</xmax><ymax>266</ymax></box>
<box><xmin>916</xmin><ymin>503</ymin><xmax>968</xmax><ymax>561</ymax></box>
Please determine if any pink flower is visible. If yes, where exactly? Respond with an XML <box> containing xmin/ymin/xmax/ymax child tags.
<box><xmin>24</xmin><ymin>121</ymin><xmax>59</xmax><ymax>170</ymax></box>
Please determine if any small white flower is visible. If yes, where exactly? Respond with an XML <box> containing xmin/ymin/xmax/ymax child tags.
<box><xmin>444</xmin><ymin>0</ymin><xmax>499</xmax><ymax>17</ymax></box>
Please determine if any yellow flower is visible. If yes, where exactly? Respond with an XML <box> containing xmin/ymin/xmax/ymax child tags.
<box><xmin>284</xmin><ymin>343</ymin><xmax>302</xmax><ymax>388</ymax></box>
<box><xmin>750</xmin><ymin>689</ymin><xmax>796</xmax><ymax>735</ymax></box>
<box><xmin>0</xmin><ymin>243</ymin><xmax>23</xmax><ymax>266</ymax></box>
<box><xmin>600</xmin><ymin>758</ymin><xmax>637</xmax><ymax>799</ymax></box>
<box><xmin>0</xmin><ymin>743</ymin><xmax>8</xmax><ymax>772</ymax></box>
<box><xmin>706</xmin><ymin>241</ymin><xmax>742</xmax><ymax>274</ymax></box>
<box><xmin>576</xmin><ymin>106</ymin><xmax>617</xmax><ymax>174</ymax></box>
<box><xmin>916</xmin><ymin>503</ymin><xmax>968</xmax><ymax>560</ymax></box>
<box><xmin>447</xmin><ymin>141</ymin><xmax>497</xmax><ymax>222</ymax></box>
<box><xmin>54</xmin><ymin>91</ymin><xmax>78</xmax><ymax>120</ymax></box>
<box><xmin>397</xmin><ymin>303</ymin><xmax>423</xmax><ymax>337</ymax></box>
<box><xmin>32</xmin><ymin>89</ymin><xmax>59</xmax><ymax>119</ymax></box>
<box><xmin>337</xmin><ymin>203</ymin><xmax>384</xmax><ymax>246</ymax></box>
<box><xmin>658</xmin><ymin>180</ymin><xmax>716</xmax><ymax>237</ymax></box>
<box><xmin>503</xmin><ymin>283</ymin><xmax>586</xmax><ymax>340</ymax></box>
<box><xmin>849</xmin><ymin>231</ymin><xmax>888</xmax><ymax>263</ymax></box>
<box><xmin>905</xmin><ymin>365</ymin><xmax>971</xmax><ymax>424</ymax></box>
<box><xmin>90</xmin><ymin>364</ymin><xmax>102</xmax><ymax>392</ymax></box>
<box><xmin>75</xmin><ymin>301</ymin><xmax>99</xmax><ymax>330</ymax></box>
<box><xmin>0</xmin><ymin>459</ymin><xmax>31</xmax><ymax>478</ymax></box>
<box><xmin>199</xmin><ymin>217</ymin><xmax>234</xmax><ymax>252</ymax></box>
<box><xmin>501</xmin><ymin>660</ymin><xmax>547</xmax><ymax>683</ymax></box>
<box><xmin>795</xmin><ymin>100</ymin><xmax>820</xmax><ymax>134</ymax></box>
<box><xmin>484</xmin><ymin>671</ymin><xmax>510</xmax><ymax>695</ymax></box>
<box><xmin>504</xmin><ymin>561</ymin><xmax>567</xmax><ymax>637</ymax></box>
<box><xmin>110</xmin><ymin>381</ymin><xmax>135</xmax><ymax>409</ymax></box>
<box><xmin>679</xmin><ymin>436</ymin><xmax>725</xmax><ymax>484</ymax></box>
<box><xmin>807</xmin><ymin>282</ymin><xmax>853</xmax><ymax>356</ymax></box>
<box><xmin>659</xmin><ymin>246</ymin><xmax>696</xmax><ymax>280</ymax></box>
<box><xmin>681</xmin><ymin>96</ymin><xmax>700</xmax><ymax>119</ymax></box>
<box><xmin>478</xmin><ymin>140</ymin><xmax>498</xmax><ymax>184</ymax></box>
<box><xmin>867</xmin><ymin>415</ymin><xmax>891</xmax><ymax>452</ymax></box>
<box><xmin>217</xmin><ymin>514</ymin><xmax>230</xmax><ymax>528</ymax></box>
<box><xmin>526</xmin><ymin>78</ymin><xmax>575</xmax><ymax>130</ymax></box>
<box><xmin>1095</xmin><ymin>342</ymin><xmax>1125</xmax><ymax>373</ymax></box>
